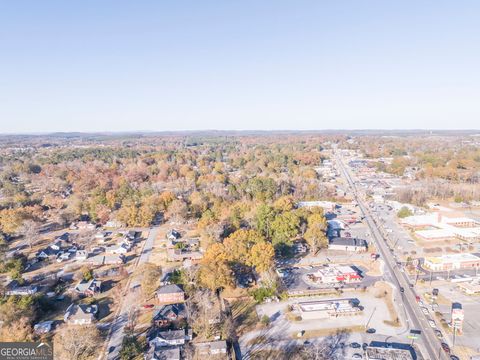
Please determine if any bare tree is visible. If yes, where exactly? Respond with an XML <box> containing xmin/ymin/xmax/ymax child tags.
<box><xmin>186</xmin><ymin>289</ymin><xmax>223</xmax><ymax>340</ymax></box>
<box><xmin>125</xmin><ymin>306</ymin><xmax>138</xmax><ymax>336</ymax></box>
<box><xmin>53</xmin><ymin>324</ymin><xmax>101</xmax><ymax>360</ymax></box>
<box><xmin>138</xmin><ymin>262</ymin><xmax>162</xmax><ymax>301</ymax></box>
<box><xmin>75</xmin><ymin>229</ymin><xmax>96</xmax><ymax>249</ymax></box>
<box><xmin>20</xmin><ymin>220</ymin><xmax>40</xmax><ymax>249</ymax></box>
<box><xmin>299</xmin><ymin>330</ymin><xmax>349</xmax><ymax>360</ymax></box>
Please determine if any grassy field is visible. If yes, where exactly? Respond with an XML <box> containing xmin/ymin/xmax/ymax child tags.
<box><xmin>371</xmin><ymin>281</ymin><xmax>402</xmax><ymax>328</ymax></box>
<box><xmin>292</xmin><ymin>326</ymin><xmax>363</xmax><ymax>339</ymax></box>
<box><xmin>230</xmin><ymin>299</ymin><xmax>259</xmax><ymax>336</ymax></box>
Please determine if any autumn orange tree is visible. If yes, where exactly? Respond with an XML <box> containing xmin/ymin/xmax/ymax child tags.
<box><xmin>304</xmin><ymin>212</ymin><xmax>328</xmax><ymax>254</ymax></box>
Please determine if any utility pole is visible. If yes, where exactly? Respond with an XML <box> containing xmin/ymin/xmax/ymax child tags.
<box><xmin>365</xmin><ymin>306</ymin><xmax>376</xmax><ymax>329</ymax></box>
<box><xmin>452</xmin><ymin>324</ymin><xmax>457</xmax><ymax>348</ymax></box>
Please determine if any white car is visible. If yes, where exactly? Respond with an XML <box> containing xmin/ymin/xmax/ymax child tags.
<box><xmin>429</xmin><ymin>320</ymin><xmax>437</xmax><ymax>328</ymax></box>
<box><xmin>422</xmin><ymin>308</ymin><xmax>429</xmax><ymax>315</ymax></box>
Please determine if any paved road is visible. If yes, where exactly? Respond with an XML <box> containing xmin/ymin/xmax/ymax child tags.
<box><xmin>104</xmin><ymin>226</ymin><xmax>159</xmax><ymax>360</ymax></box>
<box><xmin>335</xmin><ymin>150</ymin><xmax>449</xmax><ymax>360</ymax></box>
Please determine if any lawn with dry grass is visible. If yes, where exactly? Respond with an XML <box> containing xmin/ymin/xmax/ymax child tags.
<box><xmin>370</xmin><ymin>281</ymin><xmax>401</xmax><ymax>327</ymax></box>
<box><xmin>292</xmin><ymin>326</ymin><xmax>363</xmax><ymax>339</ymax></box>
<box><xmin>230</xmin><ymin>299</ymin><xmax>259</xmax><ymax>336</ymax></box>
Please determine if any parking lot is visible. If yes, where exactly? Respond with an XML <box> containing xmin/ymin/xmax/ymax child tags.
<box><xmin>416</xmin><ymin>281</ymin><xmax>480</xmax><ymax>355</ymax></box>
<box><xmin>279</xmin><ymin>264</ymin><xmax>379</xmax><ymax>293</ymax></box>
<box><xmin>255</xmin><ymin>290</ymin><xmax>407</xmax><ymax>337</ymax></box>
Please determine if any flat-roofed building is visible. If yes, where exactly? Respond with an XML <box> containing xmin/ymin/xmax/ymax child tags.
<box><xmin>297</xmin><ymin>201</ymin><xmax>336</xmax><ymax>212</ymax></box>
<box><xmin>297</xmin><ymin>298</ymin><xmax>361</xmax><ymax>319</ymax></box>
<box><xmin>415</xmin><ymin>228</ymin><xmax>456</xmax><ymax>242</ymax></box>
<box><xmin>365</xmin><ymin>344</ymin><xmax>414</xmax><ymax>360</ymax></box>
<box><xmin>458</xmin><ymin>281</ymin><xmax>480</xmax><ymax>295</ymax></box>
<box><xmin>307</xmin><ymin>265</ymin><xmax>362</xmax><ymax>284</ymax></box>
<box><xmin>423</xmin><ymin>253</ymin><xmax>480</xmax><ymax>271</ymax></box>
<box><xmin>455</xmin><ymin>227</ymin><xmax>480</xmax><ymax>241</ymax></box>
<box><xmin>328</xmin><ymin>237</ymin><xmax>368</xmax><ymax>252</ymax></box>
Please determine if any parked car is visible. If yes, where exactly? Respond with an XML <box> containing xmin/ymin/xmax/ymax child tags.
<box><xmin>434</xmin><ymin>330</ymin><xmax>443</xmax><ymax>339</ymax></box>
<box><xmin>366</xmin><ymin>328</ymin><xmax>376</xmax><ymax>334</ymax></box>
<box><xmin>352</xmin><ymin>354</ymin><xmax>362</xmax><ymax>359</ymax></box>
<box><xmin>142</xmin><ymin>304</ymin><xmax>154</xmax><ymax>309</ymax></box>
<box><xmin>350</xmin><ymin>342</ymin><xmax>361</xmax><ymax>348</ymax></box>
<box><xmin>441</xmin><ymin>343</ymin><xmax>450</xmax><ymax>353</ymax></box>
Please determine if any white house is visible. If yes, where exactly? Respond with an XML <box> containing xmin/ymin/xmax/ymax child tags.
<box><xmin>64</xmin><ymin>303</ymin><xmax>98</xmax><ymax>325</ymax></box>
<box><xmin>149</xmin><ymin>329</ymin><xmax>189</xmax><ymax>348</ymax></box>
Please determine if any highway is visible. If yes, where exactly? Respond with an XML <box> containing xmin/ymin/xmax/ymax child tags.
<box><xmin>335</xmin><ymin>150</ymin><xmax>449</xmax><ymax>360</ymax></box>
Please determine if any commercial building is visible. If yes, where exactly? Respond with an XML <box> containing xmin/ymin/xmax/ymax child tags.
<box><xmin>423</xmin><ymin>253</ymin><xmax>480</xmax><ymax>271</ymax></box>
<box><xmin>365</xmin><ymin>344</ymin><xmax>414</xmax><ymax>360</ymax></box>
<box><xmin>400</xmin><ymin>212</ymin><xmax>480</xmax><ymax>242</ymax></box>
<box><xmin>296</xmin><ymin>201</ymin><xmax>336</xmax><ymax>212</ymax></box>
<box><xmin>328</xmin><ymin>237</ymin><xmax>368</xmax><ymax>252</ymax></box>
<box><xmin>415</xmin><ymin>229</ymin><xmax>457</xmax><ymax>242</ymax></box>
<box><xmin>297</xmin><ymin>298</ymin><xmax>361</xmax><ymax>319</ymax></box>
<box><xmin>458</xmin><ymin>281</ymin><xmax>480</xmax><ymax>295</ymax></box>
<box><xmin>307</xmin><ymin>265</ymin><xmax>362</xmax><ymax>284</ymax></box>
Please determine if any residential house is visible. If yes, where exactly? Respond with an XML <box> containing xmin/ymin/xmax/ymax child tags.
<box><xmin>75</xmin><ymin>221</ymin><xmax>96</xmax><ymax>230</ymax></box>
<box><xmin>36</xmin><ymin>247</ymin><xmax>61</xmax><ymax>260</ymax></box>
<box><xmin>56</xmin><ymin>232</ymin><xmax>70</xmax><ymax>242</ymax></box>
<box><xmin>145</xmin><ymin>346</ymin><xmax>181</xmax><ymax>360</ymax></box>
<box><xmin>34</xmin><ymin>321</ymin><xmax>54</xmax><ymax>335</ymax></box>
<box><xmin>105</xmin><ymin>220</ymin><xmax>122</xmax><ymax>228</ymax></box>
<box><xmin>148</xmin><ymin>329</ymin><xmax>191</xmax><ymax>348</ymax></box>
<box><xmin>94</xmin><ymin>231</ymin><xmax>112</xmax><ymax>241</ymax></box>
<box><xmin>166</xmin><ymin>248</ymin><xmax>203</xmax><ymax>262</ymax></box>
<box><xmin>74</xmin><ymin>278</ymin><xmax>102</xmax><ymax>297</ymax></box>
<box><xmin>76</xmin><ymin>250</ymin><xmax>89</xmax><ymax>261</ymax></box>
<box><xmin>64</xmin><ymin>303</ymin><xmax>98</xmax><ymax>325</ymax></box>
<box><xmin>157</xmin><ymin>284</ymin><xmax>185</xmax><ymax>304</ymax></box>
<box><xmin>85</xmin><ymin>254</ymin><xmax>125</xmax><ymax>266</ymax></box>
<box><xmin>67</xmin><ymin>245</ymin><xmax>78</xmax><ymax>253</ymax></box>
<box><xmin>195</xmin><ymin>341</ymin><xmax>228</xmax><ymax>357</ymax></box>
<box><xmin>104</xmin><ymin>254</ymin><xmax>125</xmax><ymax>265</ymax></box>
<box><xmin>105</xmin><ymin>243</ymin><xmax>129</xmax><ymax>255</ymax></box>
<box><xmin>57</xmin><ymin>251</ymin><xmax>73</xmax><ymax>262</ymax></box>
<box><xmin>166</xmin><ymin>230</ymin><xmax>181</xmax><ymax>241</ymax></box>
<box><xmin>127</xmin><ymin>230</ymin><xmax>141</xmax><ymax>240</ymax></box>
<box><xmin>49</xmin><ymin>241</ymin><xmax>63</xmax><ymax>251</ymax></box>
<box><xmin>5</xmin><ymin>280</ymin><xmax>38</xmax><ymax>296</ymax></box>
<box><xmin>152</xmin><ymin>304</ymin><xmax>184</xmax><ymax>328</ymax></box>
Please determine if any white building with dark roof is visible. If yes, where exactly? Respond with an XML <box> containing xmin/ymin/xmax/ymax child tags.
<box><xmin>328</xmin><ymin>237</ymin><xmax>368</xmax><ymax>252</ymax></box>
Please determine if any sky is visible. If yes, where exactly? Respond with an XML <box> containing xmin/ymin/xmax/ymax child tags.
<box><xmin>1</xmin><ymin>1</ymin><xmax>480</xmax><ymax>133</ymax></box>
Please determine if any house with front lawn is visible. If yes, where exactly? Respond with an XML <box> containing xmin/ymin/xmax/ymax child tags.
<box><xmin>64</xmin><ymin>303</ymin><xmax>98</xmax><ymax>325</ymax></box>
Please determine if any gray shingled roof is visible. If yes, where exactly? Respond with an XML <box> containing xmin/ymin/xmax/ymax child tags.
<box><xmin>157</xmin><ymin>284</ymin><xmax>183</xmax><ymax>295</ymax></box>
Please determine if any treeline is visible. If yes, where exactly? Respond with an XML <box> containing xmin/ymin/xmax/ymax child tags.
<box><xmin>0</xmin><ymin>137</ymin><xmax>332</xmax><ymax>237</ymax></box>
